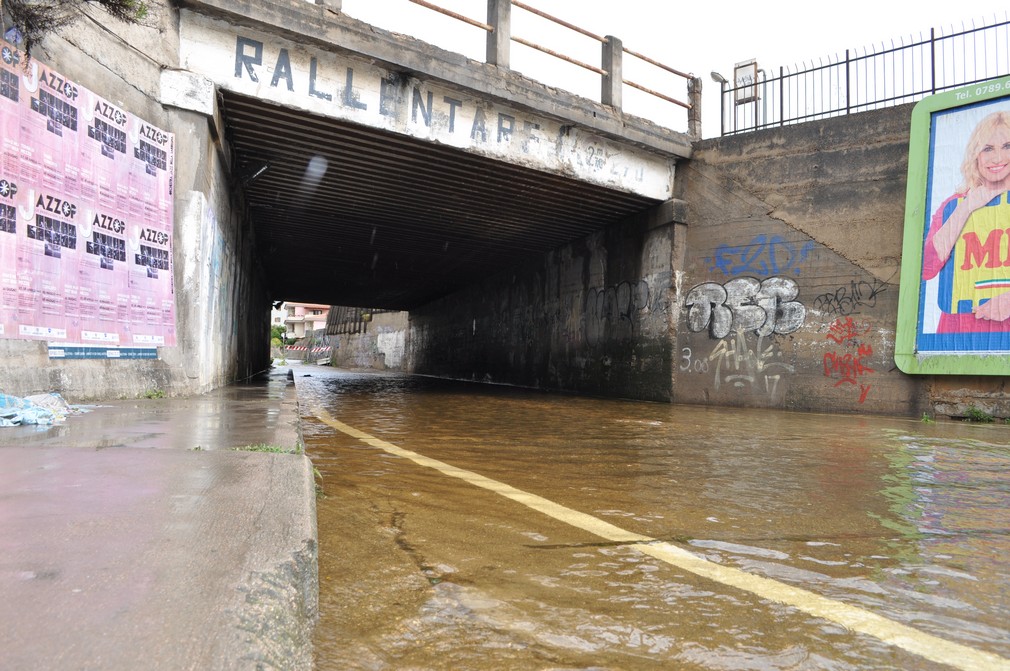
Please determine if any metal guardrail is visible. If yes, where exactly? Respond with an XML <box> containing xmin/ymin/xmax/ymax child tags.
<box><xmin>714</xmin><ymin>14</ymin><xmax>1010</xmax><ymax>136</ymax></box>
<box><xmin>407</xmin><ymin>0</ymin><xmax>701</xmax><ymax>136</ymax></box>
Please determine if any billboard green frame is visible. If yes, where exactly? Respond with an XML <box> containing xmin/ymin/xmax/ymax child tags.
<box><xmin>895</xmin><ymin>75</ymin><xmax>1010</xmax><ymax>374</ymax></box>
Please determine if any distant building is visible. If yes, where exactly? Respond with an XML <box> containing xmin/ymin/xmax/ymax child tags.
<box><xmin>282</xmin><ymin>303</ymin><xmax>330</xmax><ymax>340</ymax></box>
<box><xmin>271</xmin><ymin>304</ymin><xmax>286</xmax><ymax>330</ymax></box>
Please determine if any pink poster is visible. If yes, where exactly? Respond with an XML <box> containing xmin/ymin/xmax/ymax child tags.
<box><xmin>0</xmin><ymin>39</ymin><xmax>175</xmax><ymax>348</ymax></box>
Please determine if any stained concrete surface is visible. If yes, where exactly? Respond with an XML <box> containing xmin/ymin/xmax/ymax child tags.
<box><xmin>0</xmin><ymin>367</ymin><xmax>317</xmax><ymax>671</ymax></box>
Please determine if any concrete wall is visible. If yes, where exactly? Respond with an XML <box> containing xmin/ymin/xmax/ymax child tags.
<box><xmin>332</xmin><ymin>311</ymin><xmax>409</xmax><ymax>371</ymax></box>
<box><xmin>391</xmin><ymin>106</ymin><xmax>928</xmax><ymax>412</ymax></box>
<box><xmin>407</xmin><ymin>201</ymin><xmax>683</xmax><ymax>401</ymax></box>
<box><xmin>678</xmin><ymin>105</ymin><xmax>1007</xmax><ymax>418</ymax></box>
<box><xmin>0</xmin><ymin>5</ymin><xmax>269</xmax><ymax>400</ymax></box>
<box><xmin>400</xmin><ymin>103</ymin><xmax>1009</xmax><ymax>418</ymax></box>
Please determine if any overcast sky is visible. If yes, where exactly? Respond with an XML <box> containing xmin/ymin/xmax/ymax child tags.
<box><xmin>340</xmin><ymin>0</ymin><xmax>1009</xmax><ymax>138</ymax></box>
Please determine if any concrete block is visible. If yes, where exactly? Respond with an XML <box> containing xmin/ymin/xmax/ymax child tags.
<box><xmin>160</xmin><ymin>69</ymin><xmax>216</xmax><ymax>116</ymax></box>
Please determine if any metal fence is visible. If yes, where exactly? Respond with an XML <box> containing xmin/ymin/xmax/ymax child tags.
<box><xmin>715</xmin><ymin>14</ymin><xmax>1010</xmax><ymax>136</ymax></box>
<box><xmin>325</xmin><ymin>306</ymin><xmax>397</xmax><ymax>335</ymax></box>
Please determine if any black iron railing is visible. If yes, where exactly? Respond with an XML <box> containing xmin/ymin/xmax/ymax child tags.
<box><xmin>714</xmin><ymin>14</ymin><xmax>1010</xmax><ymax>136</ymax></box>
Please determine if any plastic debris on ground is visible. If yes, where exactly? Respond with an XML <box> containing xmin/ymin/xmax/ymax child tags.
<box><xmin>0</xmin><ymin>393</ymin><xmax>85</xmax><ymax>427</ymax></box>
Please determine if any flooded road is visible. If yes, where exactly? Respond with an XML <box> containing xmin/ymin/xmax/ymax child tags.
<box><xmin>297</xmin><ymin>367</ymin><xmax>1010</xmax><ymax>670</ymax></box>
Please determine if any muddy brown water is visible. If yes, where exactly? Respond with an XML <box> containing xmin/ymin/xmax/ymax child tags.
<box><xmin>297</xmin><ymin>368</ymin><xmax>1010</xmax><ymax>671</ymax></box>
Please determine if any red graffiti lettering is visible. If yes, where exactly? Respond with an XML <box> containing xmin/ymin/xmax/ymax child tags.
<box><xmin>823</xmin><ymin>345</ymin><xmax>876</xmax><ymax>386</ymax></box>
<box><xmin>826</xmin><ymin>316</ymin><xmax>871</xmax><ymax>344</ymax></box>
<box><xmin>824</xmin><ymin>316</ymin><xmax>876</xmax><ymax>404</ymax></box>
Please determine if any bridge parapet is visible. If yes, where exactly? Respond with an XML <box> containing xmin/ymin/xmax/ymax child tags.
<box><xmin>172</xmin><ymin>0</ymin><xmax>693</xmax><ymax>199</ymax></box>
<box><xmin>409</xmin><ymin>0</ymin><xmax>699</xmax><ymax>135</ymax></box>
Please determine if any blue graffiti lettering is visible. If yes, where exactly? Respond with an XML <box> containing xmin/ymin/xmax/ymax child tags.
<box><xmin>707</xmin><ymin>235</ymin><xmax>816</xmax><ymax>277</ymax></box>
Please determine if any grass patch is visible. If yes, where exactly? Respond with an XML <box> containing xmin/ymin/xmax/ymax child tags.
<box><xmin>234</xmin><ymin>443</ymin><xmax>304</xmax><ymax>454</ymax></box>
<box><xmin>143</xmin><ymin>389</ymin><xmax>165</xmax><ymax>399</ymax></box>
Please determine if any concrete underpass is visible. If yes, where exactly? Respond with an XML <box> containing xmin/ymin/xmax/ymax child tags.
<box><xmin>170</xmin><ymin>0</ymin><xmax>698</xmax><ymax>404</ymax></box>
<box><xmin>0</xmin><ymin>0</ymin><xmax>1005</xmax><ymax>423</ymax></box>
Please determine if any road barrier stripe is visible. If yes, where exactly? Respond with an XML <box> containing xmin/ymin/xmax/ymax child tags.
<box><xmin>313</xmin><ymin>407</ymin><xmax>1010</xmax><ymax>671</ymax></box>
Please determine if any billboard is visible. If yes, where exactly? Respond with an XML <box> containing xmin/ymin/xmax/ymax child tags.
<box><xmin>0</xmin><ymin>39</ymin><xmax>175</xmax><ymax>350</ymax></box>
<box><xmin>895</xmin><ymin>76</ymin><xmax>1010</xmax><ymax>375</ymax></box>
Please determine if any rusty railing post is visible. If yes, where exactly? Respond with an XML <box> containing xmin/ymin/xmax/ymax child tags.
<box><xmin>601</xmin><ymin>35</ymin><xmax>622</xmax><ymax>109</ymax></box>
<box><xmin>486</xmin><ymin>0</ymin><xmax>511</xmax><ymax>68</ymax></box>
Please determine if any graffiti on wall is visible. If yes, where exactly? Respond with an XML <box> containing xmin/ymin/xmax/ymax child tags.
<box><xmin>812</xmin><ymin>279</ymin><xmax>887</xmax><ymax>316</ymax></box>
<box><xmin>823</xmin><ymin>316</ymin><xmax>875</xmax><ymax>403</ymax></box>
<box><xmin>702</xmin><ymin>331</ymin><xmax>795</xmax><ymax>395</ymax></box>
<box><xmin>586</xmin><ymin>279</ymin><xmax>654</xmax><ymax>345</ymax></box>
<box><xmin>678</xmin><ymin>345</ymin><xmax>710</xmax><ymax>374</ymax></box>
<box><xmin>685</xmin><ymin>276</ymin><xmax>806</xmax><ymax>339</ymax></box>
<box><xmin>706</xmin><ymin>235</ymin><xmax>816</xmax><ymax>277</ymax></box>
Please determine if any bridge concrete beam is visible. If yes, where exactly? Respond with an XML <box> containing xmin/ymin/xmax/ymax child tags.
<box><xmin>173</xmin><ymin>0</ymin><xmax>693</xmax><ymax>160</ymax></box>
<box><xmin>159</xmin><ymin>68</ymin><xmax>232</xmax><ymax>175</ymax></box>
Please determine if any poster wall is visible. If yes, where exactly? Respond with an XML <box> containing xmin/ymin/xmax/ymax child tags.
<box><xmin>0</xmin><ymin>39</ymin><xmax>175</xmax><ymax>351</ymax></box>
<box><xmin>896</xmin><ymin>76</ymin><xmax>1010</xmax><ymax>374</ymax></box>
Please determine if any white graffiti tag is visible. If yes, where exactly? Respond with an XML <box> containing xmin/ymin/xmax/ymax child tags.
<box><xmin>708</xmin><ymin>331</ymin><xmax>795</xmax><ymax>394</ymax></box>
<box><xmin>685</xmin><ymin>276</ymin><xmax>805</xmax><ymax>339</ymax></box>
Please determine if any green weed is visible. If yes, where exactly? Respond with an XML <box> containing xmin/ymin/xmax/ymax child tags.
<box><xmin>313</xmin><ymin>465</ymin><xmax>325</xmax><ymax>498</ymax></box>
<box><xmin>963</xmin><ymin>405</ymin><xmax>995</xmax><ymax>423</ymax></box>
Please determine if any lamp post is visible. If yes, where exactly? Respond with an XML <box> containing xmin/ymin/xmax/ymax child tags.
<box><xmin>711</xmin><ymin>71</ymin><xmax>728</xmax><ymax>137</ymax></box>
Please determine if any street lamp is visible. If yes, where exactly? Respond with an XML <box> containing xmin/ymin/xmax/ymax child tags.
<box><xmin>711</xmin><ymin>72</ymin><xmax>728</xmax><ymax>136</ymax></box>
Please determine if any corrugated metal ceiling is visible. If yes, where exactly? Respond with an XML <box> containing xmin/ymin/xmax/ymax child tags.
<box><xmin>219</xmin><ymin>90</ymin><xmax>662</xmax><ymax>310</ymax></box>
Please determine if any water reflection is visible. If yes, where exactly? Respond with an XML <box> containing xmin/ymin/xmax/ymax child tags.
<box><xmin>0</xmin><ymin>374</ymin><xmax>293</xmax><ymax>451</ymax></box>
<box><xmin>301</xmin><ymin>370</ymin><xmax>1010</xmax><ymax>670</ymax></box>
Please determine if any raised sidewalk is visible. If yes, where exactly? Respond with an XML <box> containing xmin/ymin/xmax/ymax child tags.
<box><xmin>0</xmin><ymin>368</ymin><xmax>317</xmax><ymax>670</ymax></box>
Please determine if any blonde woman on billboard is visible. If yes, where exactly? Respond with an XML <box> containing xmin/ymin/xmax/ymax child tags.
<box><xmin>922</xmin><ymin>110</ymin><xmax>1010</xmax><ymax>333</ymax></box>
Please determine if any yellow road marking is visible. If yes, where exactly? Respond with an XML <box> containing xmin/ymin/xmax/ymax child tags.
<box><xmin>314</xmin><ymin>407</ymin><xmax>1010</xmax><ymax>671</ymax></box>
